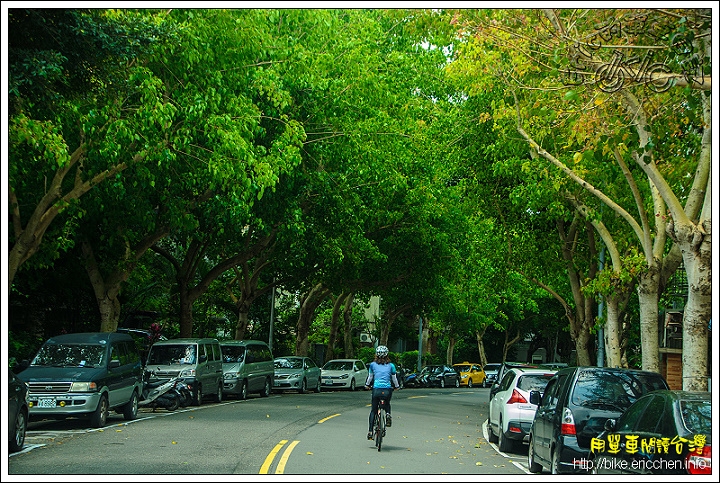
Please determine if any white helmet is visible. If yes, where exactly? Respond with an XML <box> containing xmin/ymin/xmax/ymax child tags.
<box><xmin>375</xmin><ymin>345</ymin><xmax>389</xmax><ymax>357</ymax></box>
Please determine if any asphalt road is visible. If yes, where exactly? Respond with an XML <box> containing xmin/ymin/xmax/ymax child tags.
<box><xmin>6</xmin><ymin>386</ymin><xmax>532</xmax><ymax>478</ymax></box>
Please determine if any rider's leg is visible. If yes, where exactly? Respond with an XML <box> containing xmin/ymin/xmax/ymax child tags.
<box><xmin>385</xmin><ymin>390</ymin><xmax>393</xmax><ymax>426</ymax></box>
<box><xmin>368</xmin><ymin>391</ymin><xmax>379</xmax><ymax>438</ymax></box>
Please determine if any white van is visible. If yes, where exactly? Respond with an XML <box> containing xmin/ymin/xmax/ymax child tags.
<box><xmin>146</xmin><ymin>338</ymin><xmax>223</xmax><ymax>405</ymax></box>
<box><xmin>220</xmin><ymin>340</ymin><xmax>274</xmax><ymax>400</ymax></box>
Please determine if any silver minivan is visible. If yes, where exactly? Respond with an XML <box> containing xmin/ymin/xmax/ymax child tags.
<box><xmin>220</xmin><ymin>340</ymin><xmax>274</xmax><ymax>400</ymax></box>
<box><xmin>145</xmin><ymin>338</ymin><xmax>223</xmax><ymax>406</ymax></box>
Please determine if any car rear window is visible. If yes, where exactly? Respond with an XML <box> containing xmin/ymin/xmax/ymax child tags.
<box><xmin>571</xmin><ymin>369</ymin><xmax>668</xmax><ymax>410</ymax></box>
<box><xmin>681</xmin><ymin>399</ymin><xmax>712</xmax><ymax>437</ymax></box>
<box><xmin>517</xmin><ymin>374</ymin><xmax>554</xmax><ymax>392</ymax></box>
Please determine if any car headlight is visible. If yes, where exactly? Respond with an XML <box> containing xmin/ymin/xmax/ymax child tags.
<box><xmin>339</xmin><ymin>374</ymin><xmax>349</xmax><ymax>379</ymax></box>
<box><xmin>70</xmin><ymin>382</ymin><xmax>98</xmax><ymax>392</ymax></box>
<box><xmin>179</xmin><ymin>368</ymin><xmax>196</xmax><ymax>378</ymax></box>
<box><xmin>461</xmin><ymin>375</ymin><xmax>468</xmax><ymax>379</ymax></box>
<box><xmin>224</xmin><ymin>372</ymin><xmax>238</xmax><ymax>380</ymax></box>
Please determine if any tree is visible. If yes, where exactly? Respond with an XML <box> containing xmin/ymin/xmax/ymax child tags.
<box><xmin>446</xmin><ymin>8</ymin><xmax>711</xmax><ymax>388</ymax></box>
<box><xmin>8</xmin><ymin>9</ymin><xmax>178</xmax><ymax>285</ymax></box>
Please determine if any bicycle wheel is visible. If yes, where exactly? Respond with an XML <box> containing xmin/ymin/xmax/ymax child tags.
<box><xmin>375</xmin><ymin>408</ymin><xmax>385</xmax><ymax>451</ymax></box>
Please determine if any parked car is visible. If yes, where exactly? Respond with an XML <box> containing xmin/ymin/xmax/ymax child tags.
<box><xmin>418</xmin><ymin>364</ymin><xmax>460</xmax><ymax>388</ymax></box>
<box><xmin>219</xmin><ymin>340</ymin><xmax>274</xmax><ymax>399</ymax></box>
<box><xmin>589</xmin><ymin>390</ymin><xmax>711</xmax><ymax>475</ymax></box>
<box><xmin>453</xmin><ymin>362</ymin><xmax>486</xmax><ymax>388</ymax></box>
<box><xmin>146</xmin><ymin>338</ymin><xmax>223</xmax><ymax>405</ymax></box>
<box><xmin>273</xmin><ymin>356</ymin><xmax>322</xmax><ymax>393</ymax></box>
<box><xmin>321</xmin><ymin>359</ymin><xmax>368</xmax><ymax>390</ymax></box>
<box><xmin>527</xmin><ymin>366</ymin><xmax>669</xmax><ymax>474</ymax></box>
<box><xmin>17</xmin><ymin>332</ymin><xmax>144</xmax><ymax>428</ymax></box>
<box><xmin>483</xmin><ymin>363</ymin><xmax>502</xmax><ymax>388</ymax></box>
<box><xmin>9</xmin><ymin>370</ymin><xmax>29</xmax><ymax>453</ymax></box>
<box><xmin>487</xmin><ymin>367</ymin><xmax>557</xmax><ymax>452</ymax></box>
<box><xmin>490</xmin><ymin>362</ymin><xmax>539</xmax><ymax>401</ymax></box>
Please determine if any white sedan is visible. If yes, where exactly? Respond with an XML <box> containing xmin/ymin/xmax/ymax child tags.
<box><xmin>488</xmin><ymin>367</ymin><xmax>556</xmax><ymax>452</ymax></box>
<box><xmin>320</xmin><ymin>359</ymin><xmax>368</xmax><ymax>391</ymax></box>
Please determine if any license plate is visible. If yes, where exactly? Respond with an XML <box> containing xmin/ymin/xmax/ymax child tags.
<box><xmin>324</xmin><ymin>379</ymin><xmax>333</xmax><ymax>385</ymax></box>
<box><xmin>38</xmin><ymin>397</ymin><xmax>57</xmax><ymax>408</ymax></box>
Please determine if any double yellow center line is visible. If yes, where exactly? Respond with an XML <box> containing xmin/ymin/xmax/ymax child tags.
<box><xmin>259</xmin><ymin>413</ymin><xmax>341</xmax><ymax>474</ymax></box>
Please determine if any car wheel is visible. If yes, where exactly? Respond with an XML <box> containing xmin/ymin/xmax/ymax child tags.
<box><xmin>10</xmin><ymin>407</ymin><xmax>27</xmax><ymax>452</ymax></box>
<box><xmin>300</xmin><ymin>378</ymin><xmax>307</xmax><ymax>394</ymax></box>
<box><xmin>498</xmin><ymin>418</ymin><xmax>514</xmax><ymax>452</ymax></box>
<box><xmin>528</xmin><ymin>436</ymin><xmax>543</xmax><ymax>473</ymax></box>
<box><xmin>90</xmin><ymin>394</ymin><xmax>109</xmax><ymax>428</ymax></box>
<box><xmin>487</xmin><ymin>421</ymin><xmax>499</xmax><ymax>443</ymax></box>
<box><xmin>350</xmin><ymin>379</ymin><xmax>356</xmax><ymax>391</ymax></box>
<box><xmin>314</xmin><ymin>377</ymin><xmax>322</xmax><ymax>393</ymax></box>
<box><xmin>123</xmin><ymin>389</ymin><xmax>139</xmax><ymax>420</ymax></box>
<box><xmin>239</xmin><ymin>380</ymin><xmax>248</xmax><ymax>400</ymax></box>
<box><xmin>193</xmin><ymin>384</ymin><xmax>203</xmax><ymax>406</ymax></box>
<box><xmin>551</xmin><ymin>450</ymin><xmax>561</xmax><ymax>474</ymax></box>
<box><xmin>467</xmin><ymin>379</ymin><xmax>473</xmax><ymax>388</ymax></box>
<box><xmin>261</xmin><ymin>378</ymin><xmax>271</xmax><ymax>397</ymax></box>
<box><xmin>214</xmin><ymin>381</ymin><xmax>223</xmax><ymax>402</ymax></box>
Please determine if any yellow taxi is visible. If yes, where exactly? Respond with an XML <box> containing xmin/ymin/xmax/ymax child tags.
<box><xmin>453</xmin><ymin>362</ymin><xmax>486</xmax><ymax>388</ymax></box>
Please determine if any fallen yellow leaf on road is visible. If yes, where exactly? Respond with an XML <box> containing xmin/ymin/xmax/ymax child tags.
<box><xmin>306</xmin><ymin>452</ymin><xmax>313</xmax><ymax>455</ymax></box>
<box><xmin>172</xmin><ymin>441</ymin><xmax>177</xmax><ymax>444</ymax></box>
<box><xmin>476</xmin><ymin>462</ymin><xmax>483</xmax><ymax>466</ymax></box>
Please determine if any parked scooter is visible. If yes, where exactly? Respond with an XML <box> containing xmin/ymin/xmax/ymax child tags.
<box><xmin>139</xmin><ymin>371</ymin><xmax>182</xmax><ymax>411</ymax></box>
<box><xmin>403</xmin><ymin>371</ymin><xmax>420</xmax><ymax>388</ymax></box>
<box><xmin>175</xmin><ymin>379</ymin><xmax>193</xmax><ymax>408</ymax></box>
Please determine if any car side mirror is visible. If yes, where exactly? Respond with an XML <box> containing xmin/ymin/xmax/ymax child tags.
<box><xmin>109</xmin><ymin>360</ymin><xmax>121</xmax><ymax>369</ymax></box>
<box><xmin>199</xmin><ymin>354</ymin><xmax>207</xmax><ymax>363</ymax></box>
<box><xmin>604</xmin><ymin>418</ymin><xmax>617</xmax><ymax>432</ymax></box>
<box><xmin>529</xmin><ymin>390</ymin><xmax>541</xmax><ymax>405</ymax></box>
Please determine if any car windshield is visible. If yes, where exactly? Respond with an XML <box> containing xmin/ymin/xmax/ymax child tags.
<box><xmin>31</xmin><ymin>344</ymin><xmax>106</xmax><ymax>368</ymax></box>
<box><xmin>324</xmin><ymin>361</ymin><xmax>353</xmax><ymax>371</ymax></box>
<box><xmin>455</xmin><ymin>365</ymin><xmax>472</xmax><ymax>372</ymax></box>
<box><xmin>484</xmin><ymin>364</ymin><xmax>500</xmax><ymax>372</ymax></box>
<box><xmin>221</xmin><ymin>346</ymin><xmax>246</xmax><ymax>363</ymax></box>
<box><xmin>681</xmin><ymin>399</ymin><xmax>712</xmax><ymax>437</ymax></box>
<box><xmin>275</xmin><ymin>358</ymin><xmax>303</xmax><ymax>369</ymax></box>
<box><xmin>147</xmin><ymin>344</ymin><xmax>196</xmax><ymax>365</ymax></box>
<box><xmin>517</xmin><ymin>374</ymin><xmax>554</xmax><ymax>392</ymax></box>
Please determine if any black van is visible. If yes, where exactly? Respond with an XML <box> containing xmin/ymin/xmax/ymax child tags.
<box><xmin>17</xmin><ymin>332</ymin><xmax>144</xmax><ymax>428</ymax></box>
<box><xmin>527</xmin><ymin>366</ymin><xmax>669</xmax><ymax>474</ymax></box>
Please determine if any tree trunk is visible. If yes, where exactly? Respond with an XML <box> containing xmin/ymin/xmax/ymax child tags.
<box><xmin>677</xmin><ymin>220</ymin><xmax>712</xmax><ymax>391</ymax></box>
<box><xmin>446</xmin><ymin>336</ymin><xmax>456</xmax><ymax>365</ymax></box>
<box><xmin>234</xmin><ymin>310</ymin><xmax>250</xmax><ymax>341</ymax></box>
<box><xmin>604</xmin><ymin>294</ymin><xmax>622</xmax><ymax>368</ymax></box>
<box><xmin>80</xmin><ymin>223</ymin><xmax>169</xmax><ymax>333</ymax></box>
<box><xmin>475</xmin><ymin>327</ymin><xmax>489</xmax><ymax>367</ymax></box>
<box><xmin>295</xmin><ymin>283</ymin><xmax>331</xmax><ymax>356</ymax></box>
<box><xmin>342</xmin><ymin>292</ymin><xmax>356</xmax><ymax>358</ymax></box>
<box><xmin>326</xmin><ymin>293</ymin><xmax>348</xmax><ymax>363</ymax></box>
<box><xmin>636</xmin><ymin>270</ymin><xmax>661</xmax><ymax>372</ymax></box>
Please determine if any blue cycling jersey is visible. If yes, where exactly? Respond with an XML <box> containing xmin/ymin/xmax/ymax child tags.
<box><xmin>366</xmin><ymin>361</ymin><xmax>398</xmax><ymax>389</ymax></box>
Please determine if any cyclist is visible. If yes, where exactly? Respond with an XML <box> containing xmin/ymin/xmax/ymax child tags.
<box><xmin>364</xmin><ymin>345</ymin><xmax>401</xmax><ymax>440</ymax></box>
